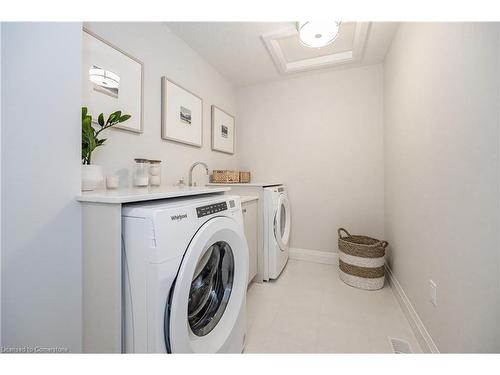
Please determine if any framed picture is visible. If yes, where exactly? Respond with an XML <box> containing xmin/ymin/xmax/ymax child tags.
<box><xmin>82</xmin><ymin>27</ymin><xmax>144</xmax><ymax>133</ymax></box>
<box><xmin>161</xmin><ymin>77</ymin><xmax>203</xmax><ymax>147</ymax></box>
<box><xmin>211</xmin><ymin>105</ymin><xmax>235</xmax><ymax>154</ymax></box>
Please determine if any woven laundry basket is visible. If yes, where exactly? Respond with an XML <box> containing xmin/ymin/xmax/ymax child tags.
<box><xmin>337</xmin><ymin>228</ymin><xmax>388</xmax><ymax>290</ymax></box>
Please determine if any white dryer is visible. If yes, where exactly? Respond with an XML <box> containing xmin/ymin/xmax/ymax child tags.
<box><xmin>263</xmin><ymin>185</ymin><xmax>291</xmax><ymax>281</ymax></box>
<box><xmin>122</xmin><ymin>195</ymin><xmax>248</xmax><ymax>353</ymax></box>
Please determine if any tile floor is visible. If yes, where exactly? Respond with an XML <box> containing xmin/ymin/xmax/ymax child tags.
<box><xmin>244</xmin><ymin>259</ymin><xmax>422</xmax><ymax>353</ymax></box>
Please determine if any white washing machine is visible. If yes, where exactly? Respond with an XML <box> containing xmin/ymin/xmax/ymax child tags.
<box><xmin>263</xmin><ymin>185</ymin><xmax>291</xmax><ymax>281</ymax></box>
<box><xmin>122</xmin><ymin>194</ymin><xmax>248</xmax><ymax>353</ymax></box>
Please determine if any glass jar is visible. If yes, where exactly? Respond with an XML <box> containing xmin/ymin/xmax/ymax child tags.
<box><xmin>149</xmin><ymin>159</ymin><xmax>162</xmax><ymax>187</ymax></box>
<box><xmin>134</xmin><ymin>158</ymin><xmax>150</xmax><ymax>187</ymax></box>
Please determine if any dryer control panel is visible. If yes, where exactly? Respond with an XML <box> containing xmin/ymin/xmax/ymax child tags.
<box><xmin>196</xmin><ymin>201</ymin><xmax>228</xmax><ymax>218</ymax></box>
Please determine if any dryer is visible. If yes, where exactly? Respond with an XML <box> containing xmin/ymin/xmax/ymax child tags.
<box><xmin>122</xmin><ymin>194</ymin><xmax>248</xmax><ymax>353</ymax></box>
<box><xmin>263</xmin><ymin>185</ymin><xmax>291</xmax><ymax>280</ymax></box>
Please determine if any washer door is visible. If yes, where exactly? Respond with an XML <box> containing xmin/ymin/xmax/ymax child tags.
<box><xmin>167</xmin><ymin>216</ymin><xmax>248</xmax><ymax>353</ymax></box>
<box><xmin>274</xmin><ymin>194</ymin><xmax>291</xmax><ymax>251</ymax></box>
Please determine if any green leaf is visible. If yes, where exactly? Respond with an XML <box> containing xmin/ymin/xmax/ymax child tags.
<box><xmin>119</xmin><ymin>114</ymin><xmax>131</xmax><ymax>122</ymax></box>
<box><xmin>82</xmin><ymin>116</ymin><xmax>92</xmax><ymax>132</ymax></box>
<box><xmin>83</xmin><ymin>109</ymin><xmax>128</xmax><ymax>163</ymax></box>
<box><xmin>107</xmin><ymin>113</ymin><xmax>116</xmax><ymax>124</ymax></box>
<box><xmin>88</xmin><ymin>135</ymin><xmax>96</xmax><ymax>151</ymax></box>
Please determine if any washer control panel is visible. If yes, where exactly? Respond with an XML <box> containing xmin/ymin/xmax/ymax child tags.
<box><xmin>196</xmin><ymin>201</ymin><xmax>228</xmax><ymax>218</ymax></box>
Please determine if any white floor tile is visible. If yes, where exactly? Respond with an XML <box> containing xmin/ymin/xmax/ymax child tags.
<box><xmin>244</xmin><ymin>259</ymin><xmax>422</xmax><ymax>353</ymax></box>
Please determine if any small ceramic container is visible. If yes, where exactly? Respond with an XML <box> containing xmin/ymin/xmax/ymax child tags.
<box><xmin>106</xmin><ymin>175</ymin><xmax>120</xmax><ymax>189</ymax></box>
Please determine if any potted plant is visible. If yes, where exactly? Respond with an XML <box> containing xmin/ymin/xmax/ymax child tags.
<box><xmin>81</xmin><ymin>107</ymin><xmax>131</xmax><ymax>191</ymax></box>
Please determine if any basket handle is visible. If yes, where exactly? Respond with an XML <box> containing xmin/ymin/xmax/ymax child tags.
<box><xmin>380</xmin><ymin>241</ymin><xmax>389</xmax><ymax>248</ymax></box>
<box><xmin>338</xmin><ymin>228</ymin><xmax>351</xmax><ymax>239</ymax></box>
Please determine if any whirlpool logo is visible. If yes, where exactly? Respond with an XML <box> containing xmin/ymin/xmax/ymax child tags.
<box><xmin>170</xmin><ymin>213</ymin><xmax>188</xmax><ymax>221</ymax></box>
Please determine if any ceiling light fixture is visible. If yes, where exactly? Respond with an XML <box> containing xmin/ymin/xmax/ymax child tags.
<box><xmin>89</xmin><ymin>66</ymin><xmax>120</xmax><ymax>88</ymax></box>
<box><xmin>297</xmin><ymin>21</ymin><xmax>341</xmax><ymax>48</ymax></box>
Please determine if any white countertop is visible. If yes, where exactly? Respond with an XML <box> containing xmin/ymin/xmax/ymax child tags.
<box><xmin>206</xmin><ymin>182</ymin><xmax>282</xmax><ymax>187</ymax></box>
<box><xmin>240</xmin><ymin>195</ymin><xmax>259</xmax><ymax>203</ymax></box>
<box><xmin>77</xmin><ymin>186</ymin><xmax>231</xmax><ymax>204</ymax></box>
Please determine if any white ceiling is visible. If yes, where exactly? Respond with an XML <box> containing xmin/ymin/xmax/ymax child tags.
<box><xmin>278</xmin><ymin>23</ymin><xmax>357</xmax><ymax>62</ymax></box>
<box><xmin>167</xmin><ymin>22</ymin><xmax>399</xmax><ymax>87</ymax></box>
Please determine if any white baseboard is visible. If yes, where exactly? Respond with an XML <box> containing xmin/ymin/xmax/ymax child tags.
<box><xmin>289</xmin><ymin>247</ymin><xmax>338</xmax><ymax>265</ymax></box>
<box><xmin>288</xmin><ymin>247</ymin><xmax>439</xmax><ymax>353</ymax></box>
<box><xmin>385</xmin><ymin>265</ymin><xmax>440</xmax><ymax>353</ymax></box>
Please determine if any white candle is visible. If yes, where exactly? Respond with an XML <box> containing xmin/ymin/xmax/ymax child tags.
<box><xmin>106</xmin><ymin>175</ymin><xmax>120</xmax><ymax>189</ymax></box>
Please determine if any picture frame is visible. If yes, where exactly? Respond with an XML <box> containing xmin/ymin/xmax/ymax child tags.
<box><xmin>161</xmin><ymin>77</ymin><xmax>203</xmax><ymax>147</ymax></box>
<box><xmin>211</xmin><ymin>105</ymin><xmax>235</xmax><ymax>154</ymax></box>
<box><xmin>82</xmin><ymin>27</ymin><xmax>144</xmax><ymax>133</ymax></box>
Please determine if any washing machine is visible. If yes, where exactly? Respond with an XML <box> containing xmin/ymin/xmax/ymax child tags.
<box><xmin>122</xmin><ymin>194</ymin><xmax>248</xmax><ymax>353</ymax></box>
<box><xmin>263</xmin><ymin>185</ymin><xmax>291</xmax><ymax>281</ymax></box>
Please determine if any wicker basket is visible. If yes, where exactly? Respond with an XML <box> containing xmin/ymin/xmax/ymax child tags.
<box><xmin>337</xmin><ymin>228</ymin><xmax>388</xmax><ymax>290</ymax></box>
<box><xmin>211</xmin><ymin>170</ymin><xmax>240</xmax><ymax>183</ymax></box>
<box><xmin>239</xmin><ymin>172</ymin><xmax>251</xmax><ymax>183</ymax></box>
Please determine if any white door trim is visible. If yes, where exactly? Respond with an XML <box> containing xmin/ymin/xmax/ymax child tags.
<box><xmin>288</xmin><ymin>248</ymin><xmax>338</xmax><ymax>265</ymax></box>
<box><xmin>385</xmin><ymin>265</ymin><xmax>440</xmax><ymax>353</ymax></box>
<box><xmin>288</xmin><ymin>247</ymin><xmax>439</xmax><ymax>353</ymax></box>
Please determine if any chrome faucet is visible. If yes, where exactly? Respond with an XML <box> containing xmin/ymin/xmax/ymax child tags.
<box><xmin>188</xmin><ymin>162</ymin><xmax>209</xmax><ymax>187</ymax></box>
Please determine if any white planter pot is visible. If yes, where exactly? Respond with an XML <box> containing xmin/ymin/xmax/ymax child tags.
<box><xmin>82</xmin><ymin>164</ymin><xmax>103</xmax><ymax>191</ymax></box>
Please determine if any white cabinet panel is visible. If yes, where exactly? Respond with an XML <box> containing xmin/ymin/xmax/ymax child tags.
<box><xmin>242</xmin><ymin>200</ymin><xmax>258</xmax><ymax>284</ymax></box>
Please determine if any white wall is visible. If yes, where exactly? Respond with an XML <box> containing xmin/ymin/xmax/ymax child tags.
<box><xmin>0</xmin><ymin>22</ymin><xmax>3</xmax><ymax>348</ymax></box>
<box><xmin>1</xmin><ymin>23</ymin><xmax>82</xmax><ymax>352</ymax></box>
<box><xmin>384</xmin><ymin>23</ymin><xmax>500</xmax><ymax>352</ymax></box>
<box><xmin>236</xmin><ymin>65</ymin><xmax>385</xmax><ymax>252</ymax></box>
<box><xmin>83</xmin><ymin>22</ymin><xmax>238</xmax><ymax>187</ymax></box>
